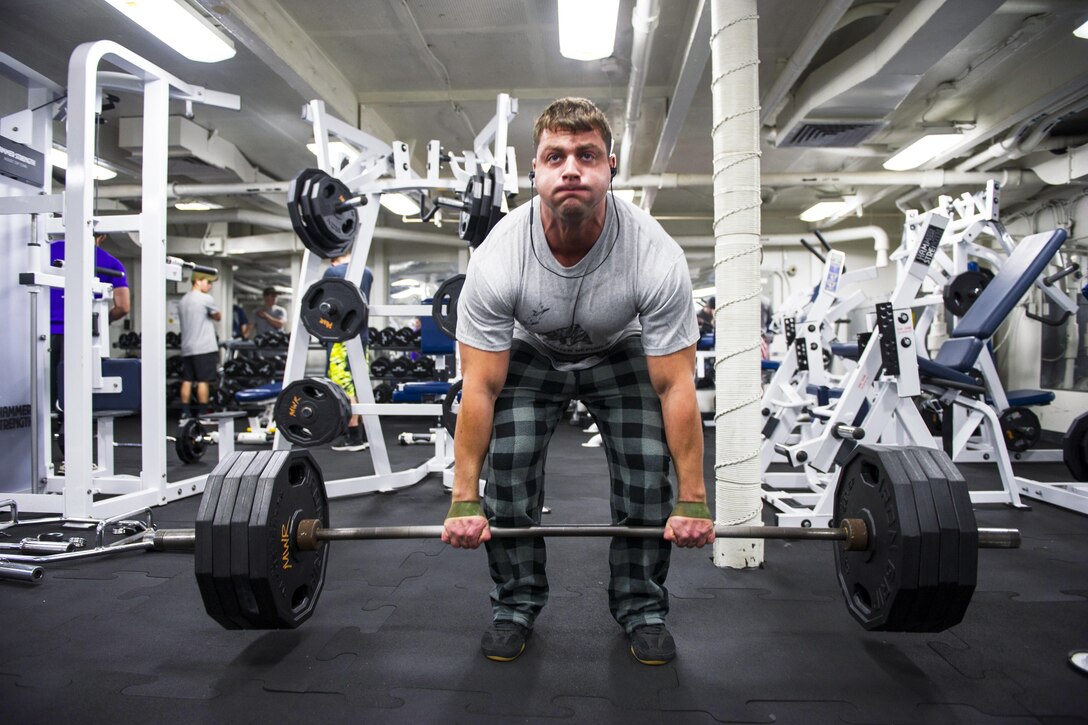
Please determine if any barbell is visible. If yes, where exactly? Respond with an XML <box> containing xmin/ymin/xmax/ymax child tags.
<box><xmin>131</xmin><ymin>444</ymin><xmax>1021</xmax><ymax>632</ymax></box>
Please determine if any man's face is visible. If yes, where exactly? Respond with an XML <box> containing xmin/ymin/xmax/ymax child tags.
<box><xmin>198</xmin><ymin>278</ymin><xmax>212</xmax><ymax>293</ymax></box>
<box><xmin>264</xmin><ymin>292</ymin><xmax>277</xmax><ymax>307</ymax></box>
<box><xmin>532</xmin><ymin>128</ymin><xmax>614</xmax><ymax>224</ymax></box>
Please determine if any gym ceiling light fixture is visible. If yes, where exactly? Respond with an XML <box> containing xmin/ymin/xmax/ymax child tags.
<box><xmin>883</xmin><ymin>132</ymin><xmax>964</xmax><ymax>171</ymax></box>
<box><xmin>800</xmin><ymin>198</ymin><xmax>856</xmax><ymax>223</ymax></box>
<box><xmin>558</xmin><ymin>0</ymin><xmax>621</xmax><ymax>60</ymax></box>
<box><xmin>100</xmin><ymin>0</ymin><xmax>236</xmax><ymax>63</ymax></box>
<box><xmin>379</xmin><ymin>193</ymin><xmax>422</xmax><ymax>217</ymax></box>
<box><xmin>174</xmin><ymin>200</ymin><xmax>222</xmax><ymax>211</ymax></box>
<box><xmin>50</xmin><ymin>148</ymin><xmax>117</xmax><ymax>181</ymax></box>
<box><xmin>1074</xmin><ymin>18</ymin><xmax>1088</xmax><ymax>38</ymax></box>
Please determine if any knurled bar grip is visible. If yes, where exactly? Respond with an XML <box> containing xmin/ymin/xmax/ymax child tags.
<box><xmin>293</xmin><ymin>519</ymin><xmax>875</xmax><ymax>551</ymax></box>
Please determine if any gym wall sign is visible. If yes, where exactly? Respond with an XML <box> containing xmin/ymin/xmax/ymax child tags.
<box><xmin>0</xmin><ymin>136</ymin><xmax>45</xmax><ymax>188</ymax></box>
<box><xmin>0</xmin><ymin>403</ymin><xmax>32</xmax><ymax>431</ymax></box>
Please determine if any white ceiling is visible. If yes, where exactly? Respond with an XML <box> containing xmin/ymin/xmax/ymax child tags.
<box><xmin>2</xmin><ymin>0</ymin><xmax>1088</xmax><ymax>291</ymax></box>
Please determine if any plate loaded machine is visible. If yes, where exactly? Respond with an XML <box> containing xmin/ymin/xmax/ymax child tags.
<box><xmin>0</xmin><ymin>42</ymin><xmax>240</xmax><ymax>520</ymax></box>
<box><xmin>763</xmin><ymin>209</ymin><xmax>1028</xmax><ymax>527</ymax></box>
<box><xmin>268</xmin><ymin>94</ymin><xmax>518</xmax><ymax>498</ymax></box>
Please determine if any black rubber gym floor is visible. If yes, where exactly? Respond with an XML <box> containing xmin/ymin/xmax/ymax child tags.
<box><xmin>2</xmin><ymin>417</ymin><xmax>1086</xmax><ymax>724</ymax></box>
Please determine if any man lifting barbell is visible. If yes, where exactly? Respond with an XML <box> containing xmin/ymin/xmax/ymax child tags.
<box><xmin>443</xmin><ymin>98</ymin><xmax>713</xmax><ymax>665</ymax></box>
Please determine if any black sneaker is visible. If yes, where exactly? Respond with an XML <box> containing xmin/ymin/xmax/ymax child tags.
<box><xmin>629</xmin><ymin>623</ymin><xmax>675</xmax><ymax>665</ymax></box>
<box><xmin>481</xmin><ymin>620</ymin><xmax>530</xmax><ymax>662</ymax></box>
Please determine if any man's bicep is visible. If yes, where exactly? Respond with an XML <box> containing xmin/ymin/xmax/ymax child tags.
<box><xmin>458</xmin><ymin>342</ymin><xmax>510</xmax><ymax>398</ymax></box>
<box><xmin>646</xmin><ymin>344</ymin><xmax>696</xmax><ymax>396</ymax></box>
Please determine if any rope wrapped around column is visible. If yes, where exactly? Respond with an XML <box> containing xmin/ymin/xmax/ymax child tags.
<box><xmin>710</xmin><ymin>0</ymin><xmax>764</xmax><ymax>568</ymax></box>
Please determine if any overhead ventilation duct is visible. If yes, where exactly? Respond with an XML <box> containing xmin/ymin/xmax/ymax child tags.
<box><xmin>780</xmin><ymin>121</ymin><xmax>884</xmax><ymax>148</ymax></box>
<box><xmin>774</xmin><ymin>0</ymin><xmax>1005</xmax><ymax>148</ymax></box>
<box><xmin>118</xmin><ymin>115</ymin><xmax>267</xmax><ymax>184</ymax></box>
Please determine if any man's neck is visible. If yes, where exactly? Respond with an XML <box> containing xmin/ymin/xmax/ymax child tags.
<box><xmin>540</xmin><ymin>204</ymin><xmax>607</xmax><ymax>267</ymax></box>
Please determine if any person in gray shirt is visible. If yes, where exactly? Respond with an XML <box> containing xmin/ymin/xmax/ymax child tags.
<box><xmin>253</xmin><ymin>287</ymin><xmax>286</xmax><ymax>337</ymax></box>
<box><xmin>178</xmin><ymin>275</ymin><xmax>221</xmax><ymax>419</ymax></box>
<box><xmin>441</xmin><ymin>98</ymin><xmax>714</xmax><ymax>665</ymax></box>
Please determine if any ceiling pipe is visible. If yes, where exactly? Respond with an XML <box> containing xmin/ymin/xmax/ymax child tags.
<box><xmin>539</xmin><ymin>168</ymin><xmax>1040</xmax><ymax>189</ymax></box>
<box><xmin>167</xmin><ymin>209</ymin><xmax>468</xmax><ymax>247</ymax></box>
<box><xmin>676</xmin><ymin>225</ymin><xmax>890</xmax><ymax>258</ymax></box>
<box><xmin>639</xmin><ymin>0</ymin><xmax>710</xmax><ymax>212</ymax></box>
<box><xmin>99</xmin><ymin>180</ymin><xmax>290</xmax><ymax>200</ymax></box>
<box><xmin>759</xmin><ymin>0</ymin><xmax>853</xmax><ymax>127</ymax></box>
<box><xmin>617</xmin><ymin>0</ymin><xmax>660</xmax><ymax>181</ymax></box>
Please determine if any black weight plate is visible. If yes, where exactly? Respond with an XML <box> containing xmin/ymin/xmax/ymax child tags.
<box><xmin>442</xmin><ymin>379</ymin><xmax>462</xmax><ymax>437</ymax></box>
<box><xmin>286</xmin><ymin>168</ymin><xmax>329</xmax><ymax>258</ymax></box>
<box><xmin>943</xmin><ymin>269</ymin><xmax>992</xmax><ymax>317</ymax></box>
<box><xmin>274</xmin><ymin>377</ymin><xmax>350</xmax><ymax>447</ymax></box>
<box><xmin>925</xmin><ymin>447</ymin><xmax>978</xmax><ymax>628</ymax></box>
<box><xmin>247</xmin><ymin>450</ymin><xmax>330</xmax><ymax>628</ymax></box>
<box><xmin>431</xmin><ymin>274</ymin><xmax>466</xmax><ymax>339</ymax></box>
<box><xmin>369</xmin><ymin>356</ymin><xmax>391</xmax><ymax>378</ymax></box>
<box><xmin>834</xmin><ymin>445</ymin><xmax>923</xmax><ymax>631</ymax></box>
<box><xmin>209</xmin><ymin>452</ymin><xmax>258</xmax><ymax>629</ymax></box>
<box><xmin>999</xmin><ymin>406</ymin><xmax>1041</xmax><ymax>453</ymax></box>
<box><xmin>307</xmin><ymin>174</ymin><xmax>357</xmax><ymax>247</ymax></box>
<box><xmin>300</xmin><ymin>278</ymin><xmax>368</xmax><ymax>343</ymax></box>
<box><xmin>458</xmin><ymin>172</ymin><xmax>483</xmax><ymax>242</ymax></box>
<box><xmin>230</xmin><ymin>451</ymin><xmax>275</xmax><ymax>627</ymax></box>
<box><xmin>1063</xmin><ymin>412</ymin><xmax>1088</xmax><ymax>482</ymax></box>
<box><xmin>910</xmin><ymin>447</ymin><xmax>963</xmax><ymax>631</ymax></box>
<box><xmin>898</xmin><ymin>448</ymin><xmax>949</xmax><ymax>631</ymax></box>
<box><xmin>175</xmin><ymin>419</ymin><xmax>207</xmax><ymax>464</ymax></box>
<box><xmin>195</xmin><ymin>453</ymin><xmax>242</xmax><ymax>628</ymax></box>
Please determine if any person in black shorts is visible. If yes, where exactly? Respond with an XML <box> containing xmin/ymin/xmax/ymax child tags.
<box><xmin>178</xmin><ymin>275</ymin><xmax>222</xmax><ymax>420</ymax></box>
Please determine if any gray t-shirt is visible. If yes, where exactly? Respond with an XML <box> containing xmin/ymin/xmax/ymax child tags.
<box><xmin>457</xmin><ymin>195</ymin><xmax>698</xmax><ymax>371</ymax></box>
<box><xmin>179</xmin><ymin>290</ymin><xmax>220</xmax><ymax>356</ymax></box>
<box><xmin>253</xmin><ymin>304</ymin><xmax>286</xmax><ymax>336</ymax></box>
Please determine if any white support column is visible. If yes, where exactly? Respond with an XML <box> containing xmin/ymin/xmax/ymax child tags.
<box><xmin>710</xmin><ymin>0</ymin><xmax>764</xmax><ymax>568</ymax></box>
<box><xmin>62</xmin><ymin>44</ymin><xmax>101</xmax><ymax>518</ymax></box>
<box><xmin>139</xmin><ymin>77</ymin><xmax>170</xmax><ymax>504</ymax></box>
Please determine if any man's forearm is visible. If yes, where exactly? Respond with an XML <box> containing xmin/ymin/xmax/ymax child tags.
<box><xmin>659</xmin><ymin>388</ymin><xmax>706</xmax><ymax>502</ymax></box>
<box><xmin>451</xmin><ymin>395</ymin><xmax>497</xmax><ymax>502</ymax></box>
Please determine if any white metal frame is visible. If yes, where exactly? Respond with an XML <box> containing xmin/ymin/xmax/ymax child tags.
<box><xmin>275</xmin><ymin>94</ymin><xmax>519</xmax><ymax>498</ymax></box>
<box><xmin>0</xmin><ymin>41</ymin><xmax>239</xmax><ymax>518</ymax></box>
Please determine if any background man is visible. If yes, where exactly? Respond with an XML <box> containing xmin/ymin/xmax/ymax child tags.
<box><xmin>253</xmin><ymin>287</ymin><xmax>286</xmax><ymax>337</ymax></box>
<box><xmin>178</xmin><ymin>274</ymin><xmax>221</xmax><ymax>421</ymax></box>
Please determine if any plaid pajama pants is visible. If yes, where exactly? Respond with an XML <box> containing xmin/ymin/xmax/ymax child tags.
<box><xmin>483</xmin><ymin>336</ymin><xmax>674</xmax><ymax>633</ymax></box>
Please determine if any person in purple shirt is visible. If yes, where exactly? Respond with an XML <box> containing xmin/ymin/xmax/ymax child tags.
<box><xmin>48</xmin><ymin>234</ymin><xmax>130</xmax><ymax>409</ymax></box>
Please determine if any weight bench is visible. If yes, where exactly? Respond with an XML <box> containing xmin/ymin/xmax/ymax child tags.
<box><xmin>233</xmin><ymin>382</ymin><xmax>281</xmax><ymax>444</ymax></box>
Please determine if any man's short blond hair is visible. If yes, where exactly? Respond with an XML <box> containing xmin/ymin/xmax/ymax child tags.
<box><xmin>532</xmin><ymin>97</ymin><xmax>613</xmax><ymax>154</ymax></box>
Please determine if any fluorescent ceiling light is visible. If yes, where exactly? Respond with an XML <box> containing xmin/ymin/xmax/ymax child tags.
<box><xmin>390</xmin><ymin>278</ymin><xmax>421</xmax><ymax>287</ymax></box>
<box><xmin>692</xmin><ymin>286</ymin><xmax>716</xmax><ymax>298</ymax></box>
<box><xmin>800</xmin><ymin>200</ymin><xmax>853</xmax><ymax>222</ymax></box>
<box><xmin>51</xmin><ymin>148</ymin><xmax>117</xmax><ymax>181</ymax></box>
<box><xmin>100</xmin><ymin>0</ymin><xmax>236</xmax><ymax>63</ymax></box>
<box><xmin>558</xmin><ymin>0</ymin><xmax>620</xmax><ymax>61</ymax></box>
<box><xmin>612</xmin><ymin>189</ymin><xmax>636</xmax><ymax>204</ymax></box>
<box><xmin>883</xmin><ymin>133</ymin><xmax>963</xmax><ymax>171</ymax></box>
<box><xmin>306</xmin><ymin>141</ymin><xmax>360</xmax><ymax>164</ymax></box>
<box><xmin>1075</xmin><ymin>18</ymin><xmax>1088</xmax><ymax>38</ymax></box>
<box><xmin>390</xmin><ymin>287</ymin><xmax>422</xmax><ymax>300</ymax></box>
<box><xmin>174</xmin><ymin>200</ymin><xmax>222</xmax><ymax>211</ymax></box>
<box><xmin>380</xmin><ymin>193</ymin><xmax>421</xmax><ymax>216</ymax></box>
